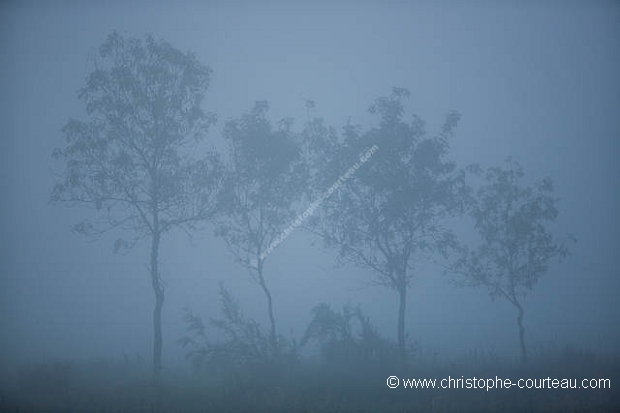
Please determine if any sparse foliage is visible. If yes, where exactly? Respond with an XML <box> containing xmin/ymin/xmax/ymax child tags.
<box><xmin>306</xmin><ymin>88</ymin><xmax>469</xmax><ymax>357</ymax></box>
<box><xmin>452</xmin><ymin>159</ymin><xmax>574</xmax><ymax>363</ymax></box>
<box><xmin>215</xmin><ymin>101</ymin><xmax>308</xmax><ymax>354</ymax></box>
<box><xmin>180</xmin><ymin>283</ymin><xmax>299</xmax><ymax>399</ymax></box>
<box><xmin>51</xmin><ymin>32</ymin><xmax>223</xmax><ymax>385</ymax></box>
<box><xmin>180</xmin><ymin>283</ymin><xmax>274</xmax><ymax>372</ymax></box>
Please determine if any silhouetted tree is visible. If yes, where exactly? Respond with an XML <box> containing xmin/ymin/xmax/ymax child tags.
<box><xmin>51</xmin><ymin>32</ymin><xmax>222</xmax><ymax>387</ymax></box>
<box><xmin>215</xmin><ymin>101</ymin><xmax>307</xmax><ymax>354</ymax></box>
<box><xmin>305</xmin><ymin>88</ymin><xmax>468</xmax><ymax>357</ymax></box>
<box><xmin>452</xmin><ymin>159</ymin><xmax>573</xmax><ymax>364</ymax></box>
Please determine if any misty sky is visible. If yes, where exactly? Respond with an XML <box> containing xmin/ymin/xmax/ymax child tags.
<box><xmin>1</xmin><ymin>1</ymin><xmax>619</xmax><ymax>370</ymax></box>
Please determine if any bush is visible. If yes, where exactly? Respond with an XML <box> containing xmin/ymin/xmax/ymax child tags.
<box><xmin>179</xmin><ymin>283</ymin><xmax>299</xmax><ymax>396</ymax></box>
<box><xmin>301</xmin><ymin>303</ymin><xmax>409</xmax><ymax>372</ymax></box>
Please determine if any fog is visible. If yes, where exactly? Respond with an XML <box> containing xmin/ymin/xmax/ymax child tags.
<box><xmin>1</xmin><ymin>2</ymin><xmax>619</xmax><ymax>412</ymax></box>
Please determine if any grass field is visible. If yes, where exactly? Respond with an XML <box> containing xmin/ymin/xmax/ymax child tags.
<box><xmin>1</xmin><ymin>345</ymin><xmax>618</xmax><ymax>413</ymax></box>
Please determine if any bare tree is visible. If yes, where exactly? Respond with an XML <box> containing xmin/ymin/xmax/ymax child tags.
<box><xmin>51</xmin><ymin>32</ymin><xmax>223</xmax><ymax>386</ymax></box>
<box><xmin>452</xmin><ymin>159</ymin><xmax>573</xmax><ymax>363</ymax></box>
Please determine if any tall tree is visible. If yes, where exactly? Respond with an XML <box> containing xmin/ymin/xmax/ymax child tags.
<box><xmin>452</xmin><ymin>159</ymin><xmax>572</xmax><ymax>363</ymax></box>
<box><xmin>51</xmin><ymin>32</ymin><xmax>223</xmax><ymax>385</ymax></box>
<box><xmin>306</xmin><ymin>88</ymin><xmax>468</xmax><ymax>357</ymax></box>
<box><xmin>215</xmin><ymin>101</ymin><xmax>307</xmax><ymax>355</ymax></box>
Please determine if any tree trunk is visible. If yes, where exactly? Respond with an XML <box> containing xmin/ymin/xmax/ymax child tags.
<box><xmin>150</xmin><ymin>231</ymin><xmax>164</xmax><ymax>397</ymax></box>
<box><xmin>515</xmin><ymin>302</ymin><xmax>527</xmax><ymax>364</ymax></box>
<box><xmin>397</xmin><ymin>284</ymin><xmax>407</xmax><ymax>359</ymax></box>
<box><xmin>257</xmin><ymin>261</ymin><xmax>277</xmax><ymax>355</ymax></box>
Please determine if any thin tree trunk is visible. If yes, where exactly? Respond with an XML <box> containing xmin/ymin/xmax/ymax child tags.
<box><xmin>515</xmin><ymin>302</ymin><xmax>527</xmax><ymax>364</ymax></box>
<box><xmin>150</xmin><ymin>230</ymin><xmax>164</xmax><ymax>400</ymax></box>
<box><xmin>257</xmin><ymin>261</ymin><xmax>277</xmax><ymax>355</ymax></box>
<box><xmin>397</xmin><ymin>284</ymin><xmax>407</xmax><ymax>359</ymax></box>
